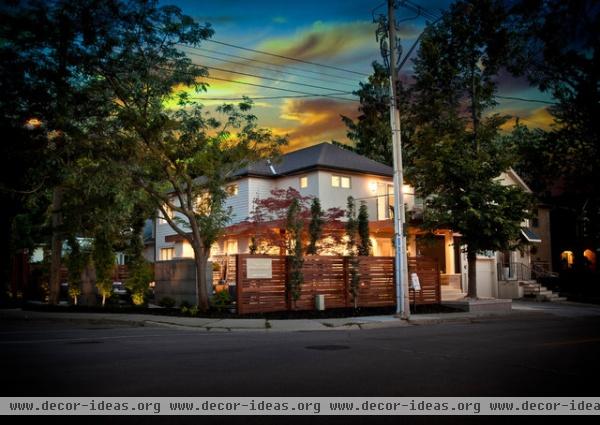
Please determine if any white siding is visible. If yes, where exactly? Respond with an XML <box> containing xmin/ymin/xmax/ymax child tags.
<box><xmin>223</xmin><ymin>178</ymin><xmax>250</xmax><ymax>224</ymax></box>
<box><xmin>317</xmin><ymin>171</ymin><xmax>395</xmax><ymax>221</ymax></box>
<box><xmin>248</xmin><ymin>177</ymin><xmax>275</xmax><ymax>203</ymax></box>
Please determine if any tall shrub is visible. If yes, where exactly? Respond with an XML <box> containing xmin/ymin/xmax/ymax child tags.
<box><xmin>286</xmin><ymin>198</ymin><xmax>304</xmax><ymax>308</ymax></box>
<box><xmin>346</xmin><ymin>197</ymin><xmax>360</xmax><ymax>307</ymax></box>
<box><xmin>357</xmin><ymin>201</ymin><xmax>372</xmax><ymax>256</ymax></box>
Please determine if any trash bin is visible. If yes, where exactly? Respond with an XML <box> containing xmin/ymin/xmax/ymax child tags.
<box><xmin>315</xmin><ymin>294</ymin><xmax>325</xmax><ymax>311</ymax></box>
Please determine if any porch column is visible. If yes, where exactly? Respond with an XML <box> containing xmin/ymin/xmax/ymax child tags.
<box><xmin>444</xmin><ymin>231</ymin><xmax>455</xmax><ymax>274</ymax></box>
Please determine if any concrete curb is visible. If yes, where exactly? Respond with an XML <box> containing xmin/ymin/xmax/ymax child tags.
<box><xmin>0</xmin><ymin>308</ymin><xmax>536</xmax><ymax>332</ymax></box>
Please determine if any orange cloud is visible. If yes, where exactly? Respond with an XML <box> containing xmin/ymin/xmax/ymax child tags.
<box><xmin>501</xmin><ymin>107</ymin><xmax>556</xmax><ymax>131</ymax></box>
<box><xmin>277</xmin><ymin>98</ymin><xmax>359</xmax><ymax>150</ymax></box>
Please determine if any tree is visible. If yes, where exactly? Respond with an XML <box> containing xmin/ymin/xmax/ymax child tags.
<box><xmin>92</xmin><ymin>231</ymin><xmax>115</xmax><ymax>307</ymax></box>
<box><xmin>0</xmin><ymin>0</ymin><xmax>119</xmax><ymax>304</ymax></box>
<box><xmin>340</xmin><ymin>62</ymin><xmax>413</xmax><ymax>166</ymax></box>
<box><xmin>345</xmin><ymin>196</ymin><xmax>360</xmax><ymax>307</ymax></box>
<box><xmin>508</xmin><ymin>0</ymin><xmax>600</xmax><ymax>265</ymax></box>
<box><xmin>357</xmin><ymin>201</ymin><xmax>372</xmax><ymax>256</ymax></box>
<box><xmin>286</xmin><ymin>198</ymin><xmax>304</xmax><ymax>308</ymax></box>
<box><xmin>306</xmin><ymin>198</ymin><xmax>324</xmax><ymax>255</ymax></box>
<box><xmin>0</xmin><ymin>0</ymin><xmax>158</xmax><ymax>304</ymax></box>
<box><xmin>65</xmin><ymin>236</ymin><xmax>87</xmax><ymax>305</ymax></box>
<box><xmin>248</xmin><ymin>188</ymin><xmax>312</xmax><ymax>254</ymax></box>
<box><xmin>246</xmin><ymin>188</ymin><xmax>345</xmax><ymax>255</ymax></box>
<box><xmin>408</xmin><ymin>0</ymin><xmax>533</xmax><ymax>298</ymax></box>
<box><xmin>74</xmin><ymin>2</ymin><xmax>286</xmax><ymax>312</ymax></box>
<box><xmin>124</xmin><ymin>212</ymin><xmax>153</xmax><ymax>306</ymax></box>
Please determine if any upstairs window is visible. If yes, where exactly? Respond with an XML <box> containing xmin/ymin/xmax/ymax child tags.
<box><xmin>299</xmin><ymin>176</ymin><xmax>308</xmax><ymax>189</ymax></box>
<box><xmin>331</xmin><ymin>174</ymin><xmax>351</xmax><ymax>188</ymax></box>
<box><xmin>160</xmin><ymin>248</ymin><xmax>174</xmax><ymax>261</ymax></box>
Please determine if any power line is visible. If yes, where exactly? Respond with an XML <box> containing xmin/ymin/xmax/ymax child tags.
<box><xmin>157</xmin><ymin>64</ymin><xmax>359</xmax><ymax>103</ymax></box>
<box><xmin>180</xmin><ymin>48</ymin><xmax>360</xmax><ymax>89</ymax></box>
<box><xmin>400</xmin><ymin>0</ymin><xmax>442</xmax><ymax>21</ymax></box>
<box><xmin>191</xmin><ymin>94</ymin><xmax>347</xmax><ymax>101</ymax></box>
<box><xmin>201</xmin><ymin>75</ymin><xmax>358</xmax><ymax>103</ymax></box>
<box><xmin>198</xmin><ymin>39</ymin><xmax>370</xmax><ymax>77</ymax></box>
<box><xmin>496</xmin><ymin>95</ymin><xmax>556</xmax><ymax>105</ymax></box>
<box><xmin>198</xmin><ymin>63</ymin><xmax>353</xmax><ymax>94</ymax></box>
<box><xmin>178</xmin><ymin>45</ymin><xmax>366</xmax><ymax>84</ymax></box>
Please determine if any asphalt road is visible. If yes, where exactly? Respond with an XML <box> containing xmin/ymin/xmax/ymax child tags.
<box><xmin>2</xmin><ymin>304</ymin><xmax>600</xmax><ymax>398</ymax></box>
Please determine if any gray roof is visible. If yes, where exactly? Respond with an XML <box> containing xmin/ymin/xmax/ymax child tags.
<box><xmin>234</xmin><ymin>142</ymin><xmax>393</xmax><ymax>178</ymax></box>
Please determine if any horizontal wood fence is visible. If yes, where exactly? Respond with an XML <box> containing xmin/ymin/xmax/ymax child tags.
<box><xmin>233</xmin><ymin>254</ymin><xmax>440</xmax><ymax>315</ymax></box>
<box><xmin>408</xmin><ymin>257</ymin><xmax>441</xmax><ymax>305</ymax></box>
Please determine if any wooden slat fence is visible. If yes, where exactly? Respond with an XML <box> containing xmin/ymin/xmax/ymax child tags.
<box><xmin>355</xmin><ymin>256</ymin><xmax>396</xmax><ymax>307</ymax></box>
<box><xmin>234</xmin><ymin>254</ymin><xmax>440</xmax><ymax>314</ymax></box>
<box><xmin>408</xmin><ymin>257</ymin><xmax>440</xmax><ymax>305</ymax></box>
<box><xmin>295</xmin><ymin>256</ymin><xmax>347</xmax><ymax>310</ymax></box>
<box><xmin>236</xmin><ymin>255</ymin><xmax>287</xmax><ymax>314</ymax></box>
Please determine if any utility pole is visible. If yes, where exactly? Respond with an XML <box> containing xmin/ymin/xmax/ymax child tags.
<box><xmin>387</xmin><ymin>0</ymin><xmax>410</xmax><ymax>319</ymax></box>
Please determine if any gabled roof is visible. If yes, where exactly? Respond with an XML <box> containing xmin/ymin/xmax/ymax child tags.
<box><xmin>234</xmin><ymin>142</ymin><xmax>393</xmax><ymax>178</ymax></box>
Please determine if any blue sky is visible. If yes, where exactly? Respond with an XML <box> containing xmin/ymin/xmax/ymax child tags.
<box><xmin>167</xmin><ymin>0</ymin><xmax>552</xmax><ymax>150</ymax></box>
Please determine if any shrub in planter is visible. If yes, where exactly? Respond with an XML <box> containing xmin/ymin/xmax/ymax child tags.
<box><xmin>211</xmin><ymin>290</ymin><xmax>231</xmax><ymax>312</ymax></box>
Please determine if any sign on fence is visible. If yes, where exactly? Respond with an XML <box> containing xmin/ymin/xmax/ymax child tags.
<box><xmin>410</xmin><ymin>273</ymin><xmax>421</xmax><ymax>291</ymax></box>
<box><xmin>246</xmin><ymin>258</ymin><xmax>273</xmax><ymax>279</ymax></box>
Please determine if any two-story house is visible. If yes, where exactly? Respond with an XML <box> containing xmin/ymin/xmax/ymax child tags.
<box><xmin>155</xmin><ymin>142</ymin><xmax>412</xmax><ymax>259</ymax></box>
<box><xmin>152</xmin><ymin>142</ymin><xmax>545</xmax><ymax>301</ymax></box>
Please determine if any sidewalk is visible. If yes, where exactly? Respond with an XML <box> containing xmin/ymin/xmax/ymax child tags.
<box><xmin>0</xmin><ymin>307</ymin><xmax>531</xmax><ymax>332</ymax></box>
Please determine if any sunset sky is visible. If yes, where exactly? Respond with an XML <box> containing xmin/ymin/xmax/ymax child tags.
<box><xmin>169</xmin><ymin>0</ymin><xmax>554</xmax><ymax>151</ymax></box>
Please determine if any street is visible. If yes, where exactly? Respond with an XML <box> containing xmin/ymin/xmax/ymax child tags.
<box><xmin>2</xmin><ymin>303</ymin><xmax>600</xmax><ymax>398</ymax></box>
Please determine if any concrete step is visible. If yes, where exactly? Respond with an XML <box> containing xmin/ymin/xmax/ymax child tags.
<box><xmin>525</xmin><ymin>290</ymin><xmax>552</xmax><ymax>296</ymax></box>
<box><xmin>518</xmin><ymin>280</ymin><xmax>538</xmax><ymax>285</ymax></box>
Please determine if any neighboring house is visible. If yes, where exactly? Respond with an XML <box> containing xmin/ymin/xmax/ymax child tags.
<box><xmin>152</xmin><ymin>142</ymin><xmax>544</xmax><ymax>300</ymax></box>
<box><xmin>472</xmin><ymin>169</ymin><xmax>544</xmax><ymax>299</ymax></box>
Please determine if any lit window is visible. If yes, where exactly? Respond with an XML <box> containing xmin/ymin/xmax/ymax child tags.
<box><xmin>226</xmin><ymin>184</ymin><xmax>239</xmax><ymax>196</ymax></box>
<box><xmin>226</xmin><ymin>240</ymin><xmax>238</xmax><ymax>254</ymax></box>
<box><xmin>331</xmin><ymin>174</ymin><xmax>350</xmax><ymax>188</ymax></box>
<box><xmin>560</xmin><ymin>251</ymin><xmax>574</xmax><ymax>269</ymax></box>
<box><xmin>300</xmin><ymin>176</ymin><xmax>308</xmax><ymax>188</ymax></box>
<box><xmin>160</xmin><ymin>248</ymin><xmax>174</xmax><ymax>261</ymax></box>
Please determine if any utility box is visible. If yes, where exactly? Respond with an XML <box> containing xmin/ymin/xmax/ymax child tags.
<box><xmin>315</xmin><ymin>294</ymin><xmax>325</xmax><ymax>311</ymax></box>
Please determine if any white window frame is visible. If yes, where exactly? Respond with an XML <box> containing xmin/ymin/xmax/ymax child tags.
<box><xmin>299</xmin><ymin>176</ymin><xmax>308</xmax><ymax>189</ymax></box>
<box><xmin>331</xmin><ymin>174</ymin><xmax>351</xmax><ymax>188</ymax></box>
<box><xmin>341</xmin><ymin>176</ymin><xmax>351</xmax><ymax>188</ymax></box>
<box><xmin>160</xmin><ymin>247</ymin><xmax>174</xmax><ymax>261</ymax></box>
